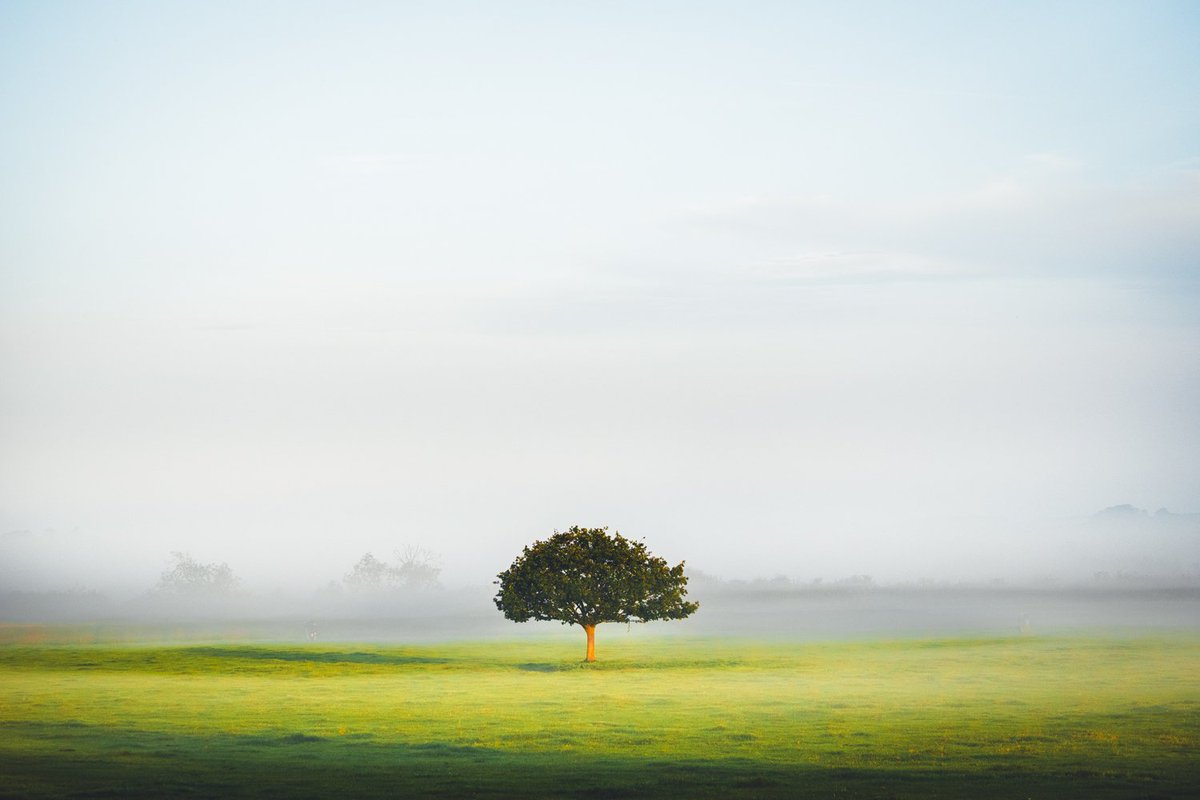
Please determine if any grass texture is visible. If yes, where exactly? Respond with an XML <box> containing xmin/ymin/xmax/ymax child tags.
<box><xmin>1</xmin><ymin>630</ymin><xmax>1197</xmax><ymax>798</ymax></box>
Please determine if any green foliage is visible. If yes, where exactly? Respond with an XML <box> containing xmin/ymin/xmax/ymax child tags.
<box><xmin>494</xmin><ymin>526</ymin><xmax>699</xmax><ymax>628</ymax></box>
<box><xmin>1</xmin><ymin>633</ymin><xmax>1198</xmax><ymax>798</ymax></box>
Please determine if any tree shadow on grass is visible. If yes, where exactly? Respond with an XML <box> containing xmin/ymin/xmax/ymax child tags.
<box><xmin>513</xmin><ymin>658</ymin><xmax>750</xmax><ymax>673</ymax></box>
<box><xmin>183</xmin><ymin>647</ymin><xmax>740</xmax><ymax>673</ymax></box>
<box><xmin>183</xmin><ymin>646</ymin><xmax>451</xmax><ymax>666</ymax></box>
<box><xmin>2</xmin><ymin>721</ymin><xmax>1193</xmax><ymax>800</ymax></box>
<box><xmin>0</xmin><ymin>646</ymin><xmax>739</xmax><ymax>675</ymax></box>
<box><xmin>515</xmin><ymin>662</ymin><xmax>584</xmax><ymax>672</ymax></box>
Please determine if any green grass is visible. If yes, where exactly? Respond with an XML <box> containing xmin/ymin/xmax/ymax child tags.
<box><xmin>1</xmin><ymin>629</ymin><xmax>1197</xmax><ymax>798</ymax></box>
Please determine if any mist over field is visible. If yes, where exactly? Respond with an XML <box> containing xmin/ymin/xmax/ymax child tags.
<box><xmin>3</xmin><ymin>504</ymin><xmax>1197</xmax><ymax>646</ymax></box>
<box><xmin>2</xmin><ymin>3</ymin><xmax>1198</xmax><ymax>637</ymax></box>
<box><xmin>4</xmin><ymin>6</ymin><xmax>1199</xmax><ymax>798</ymax></box>
<box><xmin>3</xmin><ymin>502</ymin><xmax>1198</xmax><ymax>594</ymax></box>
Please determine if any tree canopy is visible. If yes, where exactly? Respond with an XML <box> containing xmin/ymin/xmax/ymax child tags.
<box><xmin>494</xmin><ymin>526</ymin><xmax>698</xmax><ymax>660</ymax></box>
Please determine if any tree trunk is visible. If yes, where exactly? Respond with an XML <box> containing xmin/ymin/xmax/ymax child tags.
<box><xmin>583</xmin><ymin>624</ymin><xmax>596</xmax><ymax>662</ymax></box>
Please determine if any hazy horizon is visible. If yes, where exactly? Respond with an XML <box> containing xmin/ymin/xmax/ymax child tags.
<box><xmin>3</xmin><ymin>3</ymin><xmax>1198</xmax><ymax>597</ymax></box>
<box><xmin>2</xmin><ymin>504</ymin><xmax>1197</xmax><ymax>596</ymax></box>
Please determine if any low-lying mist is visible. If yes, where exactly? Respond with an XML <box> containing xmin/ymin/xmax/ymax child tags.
<box><xmin>3</xmin><ymin>581</ymin><xmax>1198</xmax><ymax>645</ymax></box>
<box><xmin>2</xmin><ymin>504</ymin><xmax>1197</xmax><ymax>642</ymax></box>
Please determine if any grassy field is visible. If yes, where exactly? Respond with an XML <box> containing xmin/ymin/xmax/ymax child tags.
<box><xmin>1</xmin><ymin>628</ymin><xmax>1197</xmax><ymax>798</ymax></box>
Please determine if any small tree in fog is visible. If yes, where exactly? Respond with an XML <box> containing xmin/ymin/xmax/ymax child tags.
<box><xmin>392</xmin><ymin>545</ymin><xmax>441</xmax><ymax>589</ymax></box>
<box><xmin>344</xmin><ymin>547</ymin><xmax>441</xmax><ymax>592</ymax></box>
<box><xmin>344</xmin><ymin>553</ymin><xmax>392</xmax><ymax>590</ymax></box>
<box><xmin>494</xmin><ymin>526</ymin><xmax>698</xmax><ymax>662</ymax></box>
<box><xmin>156</xmin><ymin>552</ymin><xmax>240</xmax><ymax>597</ymax></box>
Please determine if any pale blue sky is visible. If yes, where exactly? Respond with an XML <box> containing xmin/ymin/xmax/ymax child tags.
<box><xmin>2</xmin><ymin>1</ymin><xmax>1198</xmax><ymax>588</ymax></box>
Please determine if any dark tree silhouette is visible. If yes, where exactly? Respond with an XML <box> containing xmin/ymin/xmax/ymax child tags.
<box><xmin>494</xmin><ymin>526</ymin><xmax>698</xmax><ymax>662</ymax></box>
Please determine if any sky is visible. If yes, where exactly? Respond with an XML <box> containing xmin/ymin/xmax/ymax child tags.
<box><xmin>2</xmin><ymin>1</ymin><xmax>1198</xmax><ymax>590</ymax></box>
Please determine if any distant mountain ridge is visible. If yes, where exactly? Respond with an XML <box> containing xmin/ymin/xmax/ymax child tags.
<box><xmin>1091</xmin><ymin>504</ymin><xmax>1200</xmax><ymax>527</ymax></box>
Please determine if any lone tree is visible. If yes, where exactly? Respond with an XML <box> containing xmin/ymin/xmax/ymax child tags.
<box><xmin>494</xmin><ymin>526</ymin><xmax>698</xmax><ymax>662</ymax></box>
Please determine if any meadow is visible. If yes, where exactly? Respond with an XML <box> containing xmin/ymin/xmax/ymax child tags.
<box><xmin>1</xmin><ymin>628</ymin><xmax>1197</xmax><ymax>799</ymax></box>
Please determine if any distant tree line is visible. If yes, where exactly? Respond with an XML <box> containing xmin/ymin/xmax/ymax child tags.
<box><xmin>147</xmin><ymin>545</ymin><xmax>442</xmax><ymax>600</ymax></box>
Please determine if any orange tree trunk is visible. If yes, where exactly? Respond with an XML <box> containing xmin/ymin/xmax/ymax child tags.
<box><xmin>583</xmin><ymin>624</ymin><xmax>596</xmax><ymax>662</ymax></box>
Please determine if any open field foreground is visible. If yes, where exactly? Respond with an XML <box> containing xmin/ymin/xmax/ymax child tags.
<box><xmin>1</xmin><ymin>632</ymin><xmax>1198</xmax><ymax>799</ymax></box>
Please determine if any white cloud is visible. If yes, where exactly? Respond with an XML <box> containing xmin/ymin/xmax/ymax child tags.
<box><xmin>731</xmin><ymin>251</ymin><xmax>961</xmax><ymax>286</ymax></box>
<box><xmin>679</xmin><ymin>162</ymin><xmax>1200</xmax><ymax>284</ymax></box>
<box><xmin>319</xmin><ymin>152</ymin><xmax>437</xmax><ymax>175</ymax></box>
<box><xmin>1023</xmin><ymin>152</ymin><xmax>1085</xmax><ymax>172</ymax></box>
